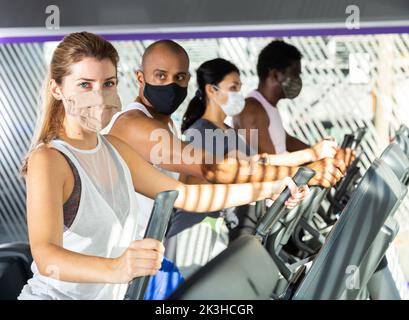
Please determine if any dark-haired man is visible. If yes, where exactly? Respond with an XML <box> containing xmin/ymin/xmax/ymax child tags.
<box><xmin>233</xmin><ymin>40</ymin><xmax>354</xmax><ymax>167</ymax></box>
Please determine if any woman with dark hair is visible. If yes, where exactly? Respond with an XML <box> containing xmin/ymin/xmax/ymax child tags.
<box><xmin>181</xmin><ymin>58</ymin><xmax>251</xmax><ymax>159</ymax></box>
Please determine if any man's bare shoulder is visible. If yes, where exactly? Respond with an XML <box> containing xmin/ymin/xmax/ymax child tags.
<box><xmin>234</xmin><ymin>97</ymin><xmax>268</xmax><ymax>128</ymax></box>
<box><xmin>113</xmin><ymin>108</ymin><xmax>168</xmax><ymax>132</ymax></box>
<box><xmin>244</xmin><ymin>97</ymin><xmax>265</xmax><ymax>114</ymax></box>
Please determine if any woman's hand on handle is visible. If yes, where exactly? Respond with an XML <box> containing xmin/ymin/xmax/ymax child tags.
<box><xmin>271</xmin><ymin>177</ymin><xmax>310</xmax><ymax>209</ymax></box>
<box><xmin>109</xmin><ymin>239</ymin><xmax>165</xmax><ymax>284</ymax></box>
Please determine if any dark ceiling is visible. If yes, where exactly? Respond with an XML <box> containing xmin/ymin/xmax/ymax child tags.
<box><xmin>0</xmin><ymin>0</ymin><xmax>408</xmax><ymax>28</ymax></box>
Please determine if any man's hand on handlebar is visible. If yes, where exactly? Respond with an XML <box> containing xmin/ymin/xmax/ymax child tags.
<box><xmin>335</xmin><ymin>147</ymin><xmax>356</xmax><ymax>168</ymax></box>
<box><xmin>306</xmin><ymin>157</ymin><xmax>346</xmax><ymax>188</ymax></box>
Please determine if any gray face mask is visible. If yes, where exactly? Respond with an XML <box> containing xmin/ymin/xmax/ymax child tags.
<box><xmin>280</xmin><ymin>76</ymin><xmax>302</xmax><ymax>99</ymax></box>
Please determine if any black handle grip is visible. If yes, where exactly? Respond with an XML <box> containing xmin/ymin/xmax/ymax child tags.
<box><xmin>142</xmin><ymin>190</ymin><xmax>179</xmax><ymax>241</ymax></box>
<box><xmin>124</xmin><ymin>190</ymin><xmax>179</xmax><ymax>300</ymax></box>
<box><xmin>351</xmin><ymin>128</ymin><xmax>367</xmax><ymax>149</ymax></box>
<box><xmin>340</xmin><ymin>134</ymin><xmax>355</xmax><ymax>149</ymax></box>
<box><xmin>255</xmin><ymin>199</ymin><xmax>266</xmax><ymax>220</ymax></box>
<box><xmin>398</xmin><ymin>124</ymin><xmax>409</xmax><ymax>138</ymax></box>
<box><xmin>256</xmin><ymin>167</ymin><xmax>316</xmax><ymax>238</ymax></box>
<box><xmin>350</xmin><ymin>127</ymin><xmax>367</xmax><ymax>150</ymax></box>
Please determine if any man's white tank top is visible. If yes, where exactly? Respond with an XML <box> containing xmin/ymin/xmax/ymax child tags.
<box><xmin>102</xmin><ymin>102</ymin><xmax>180</xmax><ymax>237</ymax></box>
<box><xmin>19</xmin><ymin>134</ymin><xmax>140</xmax><ymax>300</ymax></box>
<box><xmin>247</xmin><ymin>90</ymin><xmax>287</xmax><ymax>154</ymax></box>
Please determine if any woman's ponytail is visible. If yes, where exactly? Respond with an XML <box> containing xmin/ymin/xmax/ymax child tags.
<box><xmin>181</xmin><ymin>89</ymin><xmax>206</xmax><ymax>133</ymax></box>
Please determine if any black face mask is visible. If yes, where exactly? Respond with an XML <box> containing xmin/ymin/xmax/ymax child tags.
<box><xmin>143</xmin><ymin>82</ymin><xmax>188</xmax><ymax>115</ymax></box>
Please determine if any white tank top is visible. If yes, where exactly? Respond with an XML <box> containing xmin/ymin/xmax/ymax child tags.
<box><xmin>102</xmin><ymin>102</ymin><xmax>180</xmax><ymax>237</ymax></box>
<box><xmin>19</xmin><ymin>134</ymin><xmax>140</xmax><ymax>300</ymax></box>
<box><xmin>247</xmin><ymin>90</ymin><xmax>287</xmax><ymax>154</ymax></box>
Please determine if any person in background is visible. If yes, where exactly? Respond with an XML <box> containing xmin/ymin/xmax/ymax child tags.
<box><xmin>233</xmin><ymin>40</ymin><xmax>355</xmax><ymax>167</ymax></box>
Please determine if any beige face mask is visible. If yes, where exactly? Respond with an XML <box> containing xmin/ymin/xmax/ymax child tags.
<box><xmin>61</xmin><ymin>90</ymin><xmax>122</xmax><ymax>132</ymax></box>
